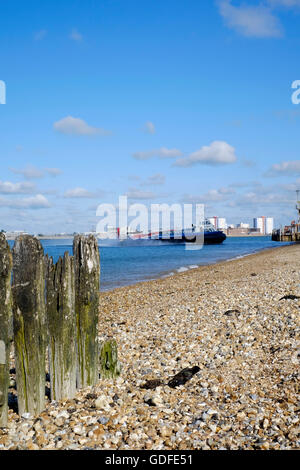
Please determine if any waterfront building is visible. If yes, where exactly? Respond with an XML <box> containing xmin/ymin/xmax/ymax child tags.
<box><xmin>253</xmin><ymin>217</ymin><xmax>274</xmax><ymax>235</ymax></box>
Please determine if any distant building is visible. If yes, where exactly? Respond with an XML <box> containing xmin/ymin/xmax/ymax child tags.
<box><xmin>96</xmin><ymin>225</ymin><xmax>118</xmax><ymax>239</ymax></box>
<box><xmin>4</xmin><ymin>230</ymin><xmax>28</xmax><ymax>239</ymax></box>
<box><xmin>218</xmin><ymin>218</ymin><xmax>227</xmax><ymax>230</ymax></box>
<box><xmin>254</xmin><ymin>217</ymin><xmax>264</xmax><ymax>234</ymax></box>
<box><xmin>227</xmin><ymin>227</ymin><xmax>261</xmax><ymax>236</ymax></box>
<box><xmin>253</xmin><ymin>217</ymin><xmax>274</xmax><ymax>235</ymax></box>
<box><xmin>266</xmin><ymin>218</ymin><xmax>274</xmax><ymax>234</ymax></box>
<box><xmin>208</xmin><ymin>217</ymin><xmax>227</xmax><ymax>230</ymax></box>
<box><xmin>237</xmin><ymin>223</ymin><xmax>250</xmax><ymax>229</ymax></box>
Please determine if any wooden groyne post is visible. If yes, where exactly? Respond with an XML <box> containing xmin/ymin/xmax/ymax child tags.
<box><xmin>73</xmin><ymin>235</ymin><xmax>100</xmax><ymax>388</ymax></box>
<box><xmin>12</xmin><ymin>235</ymin><xmax>46</xmax><ymax>416</ymax></box>
<box><xmin>45</xmin><ymin>253</ymin><xmax>77</xmax><ymax>401</ymax></box>
<box><xmin>0</xmin><ymin>233</ymin><xmax>119</xmax><ymax>423</ymax></box>
<box><xmin>0</xmin><ymin>234</ymin><xmax>13</xmax><ymax>427</ymax></box>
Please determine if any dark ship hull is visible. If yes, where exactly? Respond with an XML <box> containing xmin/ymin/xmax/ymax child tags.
<box><xmin>157</xmin><ymin>230</ymin><xmax>227</xmax><ymax>245</ymax></box>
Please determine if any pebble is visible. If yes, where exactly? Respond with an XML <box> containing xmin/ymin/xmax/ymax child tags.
<box><xmin>98</xmin><ymin>417</ymin><xmax>109</xmax><ymax>425</ymax></box>
<box><xmin>95</xmin><ymin>395</ymin><xmax>112</xmax><ymax>411</ymax></box>
<box><xmin>1</xmin><ymin>244</ymin><xmax>299</xmax><ymax>450</ymax></box>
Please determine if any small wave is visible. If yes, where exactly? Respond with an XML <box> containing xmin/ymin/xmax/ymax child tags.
<box><xmin>161</xmin><ymin>271</ymin><xmax>175</xmax><ymax>278</ymax></box>
<box><xmin>177</xmin><ymin>266</ymin><xmax>189</xmax><ymax>273</ymax></box>
<box><xmin>189</xmin><ymin>265</ymin><xmax>198</xmax><ymax>269</ymax></box>
<box><xmin>226</xmin><ymin>253</ymin><xmax>253</xmax><ymax>262</ymax></box>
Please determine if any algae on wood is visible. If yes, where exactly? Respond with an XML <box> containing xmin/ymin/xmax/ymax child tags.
<box><xmin>12</xmin><ymin>235</ymin><xmax>46</xmax><ymax>416</ymax></box>
<box><xmin>73</xmin><ymin>235</ymin><xmax>100</xmax><ymax>388</ymax></box>
<box><xmin>0</xmin><ymin>234</ymin><xmax>13</xmax><ymax>427</ymax></box>
<box><xmin>99</xmin><ymin>339</ymin><xmax>121</xmax><ymax>379</ymax></box>
<box><xmin>45</xmin><ymin>253</ymin><xmax>76</xmax><ymax>401</ymax></box>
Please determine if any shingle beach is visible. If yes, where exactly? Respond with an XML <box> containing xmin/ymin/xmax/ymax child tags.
<box><xmin>1</xmin><ymin>244</ymin><xmax>299</xmax><ymax>450</ymax></box>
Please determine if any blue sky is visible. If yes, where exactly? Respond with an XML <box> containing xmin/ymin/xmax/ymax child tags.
<box><xmin>0</xmin><ymin>0</ymin><xmax>300</xmax><ymax>233</ymax></box>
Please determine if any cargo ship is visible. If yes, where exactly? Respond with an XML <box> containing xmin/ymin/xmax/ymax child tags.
<box><xmin>128</xmin><ymin>220</ymin><xmax>227</xmax><ymax>245</ymax></box>
<box><xmin>97</xmin><ymin>220</ymin><xmax>226</xmax><ymax>246</ymax></box>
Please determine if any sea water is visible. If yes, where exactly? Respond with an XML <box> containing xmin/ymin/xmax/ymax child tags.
<box><xmin>7</xmin><ymin>237</ymin><xmax>291</xmax><ymax>291</ymax></box>
<box><xmin>9</xmin><ymin>237</ymin><xmax>288</xmax><ymax>291</ymax></box>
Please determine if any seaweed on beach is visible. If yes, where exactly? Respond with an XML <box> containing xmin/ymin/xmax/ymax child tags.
<box><xmin>140</xmin><ymin>379</ymin><xmax>164</xmax><ymax>390</ymax></box>
<box><xmin>224</xmin><ymin>309</ymin><xmax>241</xmax><ymax>316</ymax></box>
<box><xmin>141</xmin><ymin>366</ymin><xmax>200</xmax><ymax>390</ymax></box>
<box><xmin>279</xmin><ymin>295</ymin><xmax>300</xmax><ymax>301</ymax></box>
<box><xmin>167</xmin><ymin>366</ymin><xmax>200</xmax><ymax>388</ymax></box>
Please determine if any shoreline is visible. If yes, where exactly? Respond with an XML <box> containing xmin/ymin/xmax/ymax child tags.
<box><xmin>8</xmin><ymin>235</ymin><xmax>291</xmax><ymax>293</ymax></box>
<box><xmin>1</xmin><ymin>243</ymin><xmax>299</xmax><ymax>450</ymax></box>
<box><xmin>4</xmin><ymin>234</ymin><xmax>270</xmax><ymax>241</ymax></box>
<box><xmin>101</xmin><ymin>242</ymin><xmax>294</xmax><ymax>293</ymax></box>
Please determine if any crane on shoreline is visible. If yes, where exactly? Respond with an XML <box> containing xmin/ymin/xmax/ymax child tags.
<box><xmin>272</xmin><ymin>190</ymin><xmax>300</xmax><ymax>242</ymax></box>
<box><xmin>296</xmin><ymin>190</ymin><xmax>300</xmax><ymax>225</ymax></box>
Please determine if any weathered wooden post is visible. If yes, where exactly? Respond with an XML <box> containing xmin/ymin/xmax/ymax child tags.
<box><xmin>99</xmin><ymin>339</ymin><xmax>121</xmax><ymax>379</ymax></box>
<box><xmin>45</xmin><ymin>253</ymin><xmax>77</xmax><ymax>401</ymax></box>
<box><xmin>73</xmin><ymin>235</ymin><xmax>100</xmax><ymax>388</ymax></box>
<box><xmin>0</xmin><ymin>234</ymin><xmax>13</xmax><ymax>427</ymax></box>
<box><xmin>12</xmin><ymin>235</ymin><xmax>46</xmax><ymax>416</ymax></box>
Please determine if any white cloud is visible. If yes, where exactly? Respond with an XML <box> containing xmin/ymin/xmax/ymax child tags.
<box><xmin>0</xmin><ymin>181</ymin><xmax>36</xmax><ymax>194</ymax></box>
<box><xmin>142</xmin><ymin>173</ymin><xmax>166</xmax><ymax>186</ymax></box>
<box><xmin>127</xmin><ymin>173</ymin><xmax>166</xmax><ymax>186</ymax></box>
<box><xmin>133</xmin><ymin>147</ymin><xmax>182</xmax><ymax>160</ymax></box>
<box><xmin>143</xmin><ymin>121</ymin><xmax>156</xmax><ymax>134</ymax></box>
<box><xmin>194</xmin><ymin>190</ymin><xmax>225</xmax><ymax>202</ymax></box>
<box><xmin>45</xmin><ymin>168</ymin><xmax>63</xmax><ymax>177</ymax></box>
<box><xmin>158</xmin><ymin>147</ymin><xmax>182</xmax><ymax>158</ymax></box>
<box><xmin>174</xmin><ymin>141</ymin><xmax>237</xmax><ymax>167</ymax></box>
<box><xmin>0</xmin><ymin>194</ymin><xmax>51</xmax><ymax>209</ymax></box>
<box><xmin>10</xmin><ymin>165</ymin><xmax>44</xmax><ymax>179</ymax></box>
<box><xmin>218</xmin><ymin>186</ymin><xmax>236</xmax><ymax>195</ymax></box>
<box><xmin>10</xmin><ymin>165</ymin><xmax>62</xmax><ymax>179</ymax></box>
<box><xmin>181</xmin><ymin>186</ymin><xmax>235</xmax><ymax>204</ymax></box>
<box><xmin>64</xmin><ymin>187</ymin><xmax>96</xmax><ymax>198</ymax></box>
<box><xmin>126</xmin><ymin>189</ymin><xmax>157</xmax><ymax>200</ymax></box>
<box><xmin>128</xmin><ymin>175</ymin><xmax>142</xmax><ymax>182</ymax></box>
<box><xmin>179</xmin><ymin>182</ymin><xmax>296</xmax><ymax>225</ymax></box>
<box><xmin>53</xmin><ymin>116</ymin><xmax>111</xmax><ymax>136</ymax></box>
<box><xmin>22</xmin><ymin>194</ymin><xmax>51</xmax><ymax>209</ymax></box>
<box><xmin>69</xmin><ymin>29</ymin><xmax>83</xmax><ymax>41</ymax></box>
<box><xmin>265</xmin><ymin>160</ymin><xmax>300</xmax><ymax>176</ymax></box>
<box><xmin>218</xmin><ymin>0</ymin><xmax>282</xmax><ymax>37</ymax></box>
<box><xmin>236</xmin><ymin>190</ymin><xmax>293</xmax><ymax>207</ymax></box>
<box><xmin>125</xmin><ymin>188</ymin><xmax>163</xmax><ymax>200</ymax></box>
